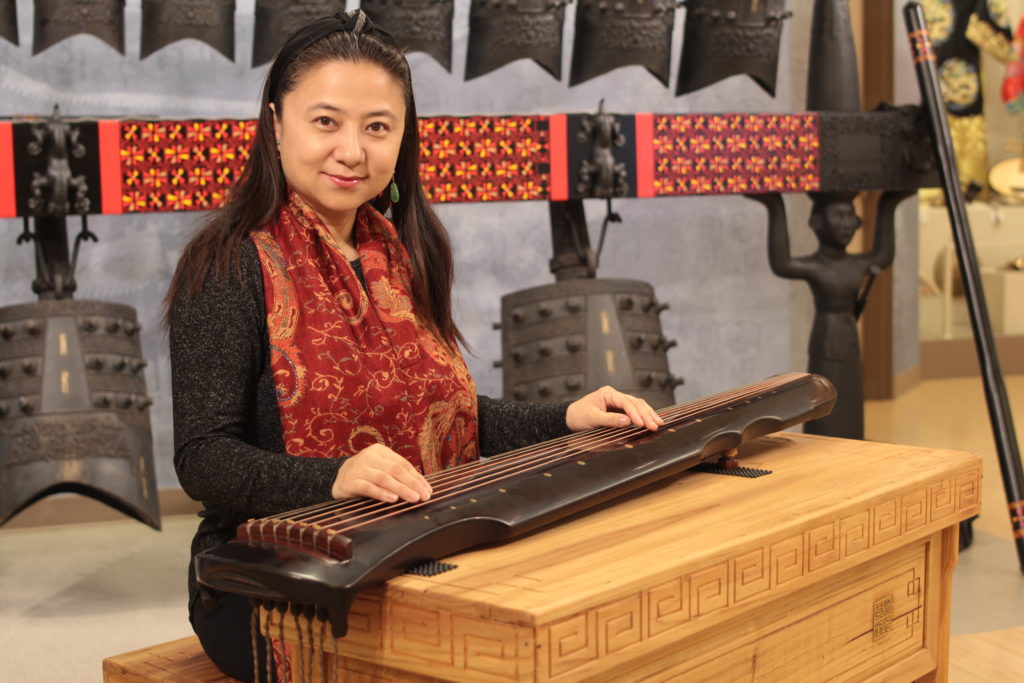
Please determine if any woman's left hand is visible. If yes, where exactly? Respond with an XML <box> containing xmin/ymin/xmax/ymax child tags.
<box><xmin>566</xmin><ymin>386</ymin><xmax>664</xmax><ymax>432</ymax></box>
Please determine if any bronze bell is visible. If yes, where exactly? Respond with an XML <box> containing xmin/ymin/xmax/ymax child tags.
<box><xmin>0</xmin><ymin>300</ymin><xmax>160</xmax><ymax>530</ymax></box>
<box><xmin>499</xmin><ymin>279</ymin><xmax>681</xmax><ymax>408</ymax></box>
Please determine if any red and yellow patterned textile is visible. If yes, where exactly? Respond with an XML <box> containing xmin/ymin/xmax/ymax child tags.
<box><xmin>0</xmin><ymin>113</ymin><xmax>838</xmax><ymax>219</ymax></box>
<box><xmin>417</xmin><ymin>115</ymin><xmax>550</xmax><ymax>203</ymax></box>
<box><xmin>651</xmin><ymin>113</ymin><xmax>820</xmax><ymax>196</ymax></box>
<box><xmin>117</xmin><ymin>119</ymin><xmax>256</xmax><ymax>213</ymax></box>
<box><xmin>251</xmin><ymin>191</ymin><xmax>479</xmax><ymax>474</ymax></box>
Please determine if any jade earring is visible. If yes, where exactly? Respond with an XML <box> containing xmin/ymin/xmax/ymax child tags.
<box><xmin>389</xmin><ymin>178</ymin><xmax>400</xmax><ymax>204</ymax></box>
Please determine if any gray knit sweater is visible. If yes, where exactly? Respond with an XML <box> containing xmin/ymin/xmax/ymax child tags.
<box><xmin>170</xmin><ymin>239</ymin><xmax>570</xmax><ymax>595</ymax></box>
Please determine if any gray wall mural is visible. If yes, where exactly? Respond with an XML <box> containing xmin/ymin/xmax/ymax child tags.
<box><xmin>1</xmin><ymin>0</ymin><xmax>914</xmax><ymax>492</ymax></box>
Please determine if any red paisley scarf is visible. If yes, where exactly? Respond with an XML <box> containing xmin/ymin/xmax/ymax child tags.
<box><xmin>251</xmin><ymin>191</ymin><xmax>479</xmax><ymax>474</ymax></box>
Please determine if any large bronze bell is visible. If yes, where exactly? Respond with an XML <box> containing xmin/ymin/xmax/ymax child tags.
<box><xmin>496</xmin><ymin>199</ymin><xmax>683</xmax><ymax>408</ymax></box>
<box><xmin>0</xmin><ymin>300</ymin><xmax>159</xmax><ymax>529</ymax></box>
<box><xmin>498</xmin><ymin>279</ymin><xmax>682</xmax><ymax>408</ymax></box>
<box><xmin>2</xmin><ymin>106</ymin><xmax>159</xmax><ymax>529</ymax></box>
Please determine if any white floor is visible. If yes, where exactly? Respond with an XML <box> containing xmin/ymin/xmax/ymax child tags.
<box><xmin>0</xmin><ymin>515</ymin><xmax>196</xmax><ymax>682</ymax></box>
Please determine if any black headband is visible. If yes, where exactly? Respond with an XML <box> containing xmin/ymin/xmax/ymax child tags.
<box><xmin>268</xmin><ymin>10</ymin><xmax>395</xmax><ymax>103</ymax></box>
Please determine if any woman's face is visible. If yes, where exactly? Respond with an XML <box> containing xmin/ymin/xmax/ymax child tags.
<box><xmin>272</xmin><ymin>59</ymin><xmax>406</xmax><ymax>235</ymax></box>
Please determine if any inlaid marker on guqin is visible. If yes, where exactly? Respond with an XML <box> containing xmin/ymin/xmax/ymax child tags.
<box><xmin>196</xmin><ymin>372</ymin><xmax>836</xmax><ymax>636</ymax></box>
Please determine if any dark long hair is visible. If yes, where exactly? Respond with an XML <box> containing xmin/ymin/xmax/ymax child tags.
<box><xmin>164</xmin><ymin>17</ymin><xmax>463</xmax><ymax>346</ymax></box>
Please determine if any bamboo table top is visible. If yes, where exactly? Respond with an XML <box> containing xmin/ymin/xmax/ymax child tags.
<box><xmin>363</xmin><ymin>432</ymin><xmax>981</xmax><ymax>629</ymax></box>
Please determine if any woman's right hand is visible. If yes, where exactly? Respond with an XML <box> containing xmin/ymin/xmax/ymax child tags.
<box><xmin>331</xmin><ymin>443</ymin><xmax>432</xmax><ymax>503</ymax></box>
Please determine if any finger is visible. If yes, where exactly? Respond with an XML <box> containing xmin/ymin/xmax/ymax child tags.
<box><xmin>608</xmin><ymin>411</ymin><xmax>631</xmax><ymax>428</ymax></box>
<box><xmin>382</xmin><ymin>454</ymin><xmax>432</xmax><ymax>500</ymax></box>
<box><xmin>622</xmin><ymin>402</ymin><xmax>646</xmax><ymax>428</ymax></box>
<box><xmin>636</xmin><ymin>399</ymin><xmax>664</xmax><ymax>431</ymax></box>
<box><xmin>590</xmin><ymin>391</ymin><xmax>630</xmax><ymax>428</ymax></box>
<box><xmin>388</xmin><ymin>463</ymin><xmax>432</xmax><ymax>501</ymax></box>
<box><xmin>592</xmin><ymin>387</ymin><xmax>625</xmax><ymax>412</ymax></box>
<box><xmin>603</xmin><ymin>392</ymin><xmax>645</xmax><ymax>428</ymax></box>
<box><xmin>609</xmin><ymin>392</ymin><xmax>662</xmax><ymax>431</ymax></box>
<box><xmin>351</xmin><ymin>479</ymin><xmax>401</xmax><ymax>504</ymax></box>
<box><xmin>379</xmin><ymin>471</ymin><xmax>426</xmax><ymax>504</ymax></box>
<box><xmin>367</xmin><ymin>447</ymin><xmax>432</xmax><ymax>501</ymax></box>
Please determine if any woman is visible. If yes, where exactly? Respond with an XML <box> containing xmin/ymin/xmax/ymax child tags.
<box><xmin>167</xmin><ymin>10</ymin><xmax>662</xmax><ymax>681</ymax></box>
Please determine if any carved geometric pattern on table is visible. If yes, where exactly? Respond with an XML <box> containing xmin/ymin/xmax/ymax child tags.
<box><xmin>452</xmin><ymin>614</ymin><xmax>529</xmax><ymax>679</ymax></box>
<box><xmin>338</xmin><ymin>596</ymin><xmax>531</xmax><ymax>681</ymax></box>
<box><xmin>389</xmin><ymin>602</ymin><xmax>453</xmax><ymax>666</ymax></box>
<box><xmin>344</xmin><ymin>595</ymin><xmax>383</xmax><ymax>651</ymax></box>
<box><xmin>539</xmin><ymin>468</ymin><xmax>980</xmax><ymax>679</ymax></box>
<box><xmin>265</xmin><ymin>467</ymin><xmax>978</xmax><ymax>681</ymax></box>
<box><xmin>650</xmin><ymin>113</ymin><xmax>821</xmax><ymax>196</ymax></box>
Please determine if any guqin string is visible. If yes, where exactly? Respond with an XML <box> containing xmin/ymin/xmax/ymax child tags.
<box><xmin>245</xmin><ymin>373</ymin><xmax>802</xmax><ymax>549</ymax></box>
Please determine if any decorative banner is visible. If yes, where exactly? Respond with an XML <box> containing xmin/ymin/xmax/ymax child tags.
<box><xmin>0</xmin><ymin>109</ymin><xmax>942</xmax><ymax>218</ymax></box>
<box><xmin>418</xmin><ymin>116</ymin><xmax>550</xmax><ymax>202</ymax></box>
<box><xmin>649</xmin><ymin>114</ymin><xmax>820</xmax><ymax>196</ymax></box>
<box><xmin>563</xmin><ymin>111</ymin><xmax>637</xmax><ymax>199</ymax></box>
<box><xmin>0</xmin><ymin>122</ymin><xmax>15</xmax><ymax>217</ymax></box>
<box><xmin>110</xmin><ymin>119</ymin><xmax>256</xmax><ymax>213</ymax></box>
<box><xmin>10</xmin><ymin>112</ymin><xmax>102</xmax><ymax>216</ymax></box>
<box><xmin>97</xmin><ymin>120</ymin><xmax>123</xmax><ymax>214</ymax></box>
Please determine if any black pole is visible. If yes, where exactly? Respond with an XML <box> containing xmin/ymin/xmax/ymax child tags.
<box><xmin>904</xmin><ymin>2</ymin><xmax>1024</xmax><ymax>571</ymax></box>
<box><xmin>548</xmin><ymin>200</ymin><xmax>597</xmax><ymax>281</ymax></box>
<box><xmin>32</xmin><ymin>215</ymin><xmax>73</xmax><ymax>300</ymax></box>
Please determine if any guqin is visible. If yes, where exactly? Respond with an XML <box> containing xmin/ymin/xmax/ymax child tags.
<box><xmin>195</xmin><ymin>372</ymin><xmax>836</xmax><ymax>636</ymax></box>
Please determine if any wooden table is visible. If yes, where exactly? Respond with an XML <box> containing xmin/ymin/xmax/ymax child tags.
<box><xmin>265</xmin><ymin>433</ymin><xmax>982</xmax><ymax>682</ymax></box>
<box><xmin>103</xmin><ymin>636</ymin><xmax>239</xmax><ymax>682</ymax></box>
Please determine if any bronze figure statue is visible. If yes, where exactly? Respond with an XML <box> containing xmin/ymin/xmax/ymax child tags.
<box><xmin>746</xmin><ymin>190</ymin><xmax>912</xmax><ymax>439</ymax></box>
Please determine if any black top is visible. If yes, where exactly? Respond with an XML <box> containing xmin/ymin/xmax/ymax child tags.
<box><xmin>169</xmin><ymin>239</ymin><xmax>571</xmax><ymax>597</ymax></box>
<box><xmin>350</xmin><ymin>257</ymin><xmax>367</xmax><ymax>290</ymax></box>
